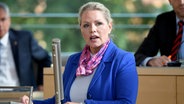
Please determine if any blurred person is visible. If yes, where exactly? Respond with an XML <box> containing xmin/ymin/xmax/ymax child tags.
<box><xmin>0</xmin><ymin>2</ymin><xmax>51</xmax><ymax>90</ymax></box>
<box><xmin>135</xmin><ymin>0</ymin><xmax>184</xmax><ymax>67</ymax></box>
<box><xmin>21</xmin><ymin>1</ymin><xmax>138</xmax><ymax>104</ymax></box>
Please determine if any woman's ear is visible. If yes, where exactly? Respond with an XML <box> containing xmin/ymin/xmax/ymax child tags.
<box><xmin>108</xmin><ymin>22</ymin><xmax>113</xmax><ymax>32</ymax></box>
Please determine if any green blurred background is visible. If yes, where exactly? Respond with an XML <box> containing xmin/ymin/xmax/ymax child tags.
<box><xmin>1</xmin><ymin>0</ymin><xmax>171</xmax><ymax>53</ymax></box>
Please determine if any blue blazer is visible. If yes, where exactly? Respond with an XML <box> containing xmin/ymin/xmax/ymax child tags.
<box><xmin>9</xmin><ymin>28</ymin><xmax>51</xmax><ymax>89</ymax></box>
<box><xmin>34</xmin><ymin>40</ymin><xmax>138</xmax><ymax>104</ymax></box>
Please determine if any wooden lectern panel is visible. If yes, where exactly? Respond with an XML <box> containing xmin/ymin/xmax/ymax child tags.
<box><xmin>137</xmin><ymin>76</ymin><xmax>176</xmax><ymax>104</ymax></box>
<box><xmin>177</xmin><ymin>76</ymin><xmax>184</xmax><ymax>104</ymax></box>
<box><xmin>44</xmin><ymin>68</ymin><xmax>54</xmax><ymax>99</ymax></box>
<box><xmin>43</xmin><ymin>67</ymin><xmax>64</xmax><ymax>99</ymax></box>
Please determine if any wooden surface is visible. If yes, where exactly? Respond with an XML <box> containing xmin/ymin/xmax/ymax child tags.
<box><xmin>44</xmin><ymin>67</ymin><xmax>184</xmax><ymax>104</ymax></box>
<box><xmin>44</xmin><ymin>68</ymin><xmax>54</xmax><ymax>99</ymax></box>
<box><xmin>137</xmin><ymin>67</ymin><xmax>184</xmax><ymax>104</ymax></box>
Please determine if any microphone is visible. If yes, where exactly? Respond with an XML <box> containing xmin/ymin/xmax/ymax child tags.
<box><xmin>52</xmin><ymin>38</ymin><xmax>64</xmax><ymax>104</ymax></box>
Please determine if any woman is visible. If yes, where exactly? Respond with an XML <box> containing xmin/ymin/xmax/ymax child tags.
<box><xmin>21</xmin><ymin>2</ymin><xmax>138</xmax><ymax>104</ymax></box>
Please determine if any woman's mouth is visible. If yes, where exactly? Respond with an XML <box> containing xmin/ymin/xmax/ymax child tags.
<box><xmin>90</xmin><ymin>36</ymin><xmax>99</xmax><ymax>40</ymax></box>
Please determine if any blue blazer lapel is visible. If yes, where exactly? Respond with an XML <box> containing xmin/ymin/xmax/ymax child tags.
<box><xmin>88</xmin><ymin>62</ymin><xmax>105</xmax><ymax>91</ymax></box>
<box><xmin>88</xmin><ymin>40</ymin><xmax>116</xmax><ymax>91</ymax></box>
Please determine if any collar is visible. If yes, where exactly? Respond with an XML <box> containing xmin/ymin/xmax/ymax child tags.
<box><xmin>176</xmin><ymin>16</ymin><xmax>179</xmax><ymax>24</ymax></box>
<box><xmin>0</xmin><ymin>32</ymin><xmax>9</xmax><ymax>47</ymax></box>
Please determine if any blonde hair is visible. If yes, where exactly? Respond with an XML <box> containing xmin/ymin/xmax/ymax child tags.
<box><xmin>78</xmin><ymin>2</ymin><xmax>113</xmax><ymax>25</ymax></box>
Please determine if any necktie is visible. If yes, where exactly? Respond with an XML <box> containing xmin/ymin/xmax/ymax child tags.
<box><xmin>170</xmin><ymin>21</ymin><xmax>184</xmax><ymax>61</ymax></box>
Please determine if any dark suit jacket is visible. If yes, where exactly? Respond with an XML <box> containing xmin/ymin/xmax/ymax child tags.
<box><xmin>9</xmin><ymin>28</ymin><xmax>51</xmax><ymax>89</ymax></box>
<box><xmin>134</xmin><ymin>10</ymin><xmax>177</xmax><ymax>66</ymax></box>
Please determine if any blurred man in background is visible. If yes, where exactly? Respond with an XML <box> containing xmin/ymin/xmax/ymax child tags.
<box><xmin>135</xmin><ymin>0</ymin><xmax>184</xmax><ymax>67</ymax></box>
<box><xmin>0</xmin><ymin>2</ymin><xmax>51</xmax><ymax>90</ymax></box>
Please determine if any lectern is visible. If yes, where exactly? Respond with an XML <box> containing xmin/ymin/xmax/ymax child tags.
<box><xmin>52</xmin><ymin>38</ymin><xmax>64</xmax><ymax>104</ymax></box>
<box><xmin>0</xmin><ymin>86</ymin><xmax>33</xmax><ymax>104</ymax></box>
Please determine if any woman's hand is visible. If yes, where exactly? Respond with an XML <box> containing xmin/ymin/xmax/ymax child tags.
<box><xmin>20</xmin><ymin>95</ymin><xmax>33</xmax><ymax>104</ymax></box>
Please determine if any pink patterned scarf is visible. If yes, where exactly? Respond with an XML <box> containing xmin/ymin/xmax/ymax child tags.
<box><xmin>76</xmin><ymin>40</ymin><xmax>110</xmax><ymax>76</ymax></box>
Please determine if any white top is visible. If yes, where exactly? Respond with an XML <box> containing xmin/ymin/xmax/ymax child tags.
<box><xmin>0</xmin><ymin>32</ymin><xmax>19</xmax><ymax>86</ymax></box>
<box><xmin>70</xmin><ymin>68</ymin><xmax>96</xmax><ymax>103</ymax></box>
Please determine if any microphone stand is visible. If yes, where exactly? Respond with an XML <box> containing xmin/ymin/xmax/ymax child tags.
<box><xmin>52</xmin><ymin>38</ymin><xmax>64</xmax><ymax>104</ymax></box>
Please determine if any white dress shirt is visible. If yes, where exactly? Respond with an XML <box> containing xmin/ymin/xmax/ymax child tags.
<box><xmin>0</xmin><ymin>32</ymin><xmax>19</xmax><ymax>86</ymax></box>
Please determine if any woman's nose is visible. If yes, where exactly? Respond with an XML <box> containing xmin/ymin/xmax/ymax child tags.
<box><xmin>90</xmin><ymin>24</ymin><xmax>97</xmax><ymax>33</ymax></box>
